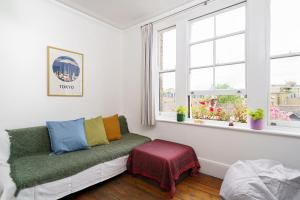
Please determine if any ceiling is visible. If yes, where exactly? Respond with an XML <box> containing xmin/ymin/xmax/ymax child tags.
<box><xmin>56</xmin><ymin>0</ymin><xmax>197</xmax><ymax>29</ymax></box>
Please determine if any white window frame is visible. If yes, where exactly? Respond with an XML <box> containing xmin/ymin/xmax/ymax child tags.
<box><xmin>188</xmin><ymin>4</ymin><xmax>247</xmax><ymax>99</ymax></box>
<box><xmin>154</xmin><ymin>0</ymin><xmax>250</xmax><ymax>120</ymax></box>
<box><xmin>157</xmin><ymin>26</ymin><xmax>177</xmax><ymax>117</ymax></box>
<box><xmin>269</xmin><ymin>52</ymin><xmax>300</xmax><ymax>128</ymax></box>
<box><xmin>267</xmin><ymin>0</ymin><xmax>300</xmax><ymax>129</ymax></box>
<box><xmin>153</xmin><ymin>0</ymin><xmax>295</xmax><ymax>131</ymax></box>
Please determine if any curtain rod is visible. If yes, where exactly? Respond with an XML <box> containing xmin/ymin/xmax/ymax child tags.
<box><xmin>141</xmin><ymin>0</ymin><xmax>214</xmax><ymax>28</ymax></box>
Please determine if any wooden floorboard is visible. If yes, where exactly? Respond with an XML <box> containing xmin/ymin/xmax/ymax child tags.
<box><xmin>61</xmin><ymin>173</ymin><xmax>222</xmax><ymax>200</ymax></box>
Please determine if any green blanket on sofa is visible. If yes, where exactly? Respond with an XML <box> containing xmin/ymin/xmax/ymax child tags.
<box><xmin>6</xmin><ymin>116</ymin><xmax>151</xmax><ymax>194</ymax></box>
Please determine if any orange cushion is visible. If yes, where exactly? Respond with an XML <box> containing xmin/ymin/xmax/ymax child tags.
<box><xmin>103</xmin><ymin>114</ymin><xmax>122</xmax><ymax>141</ymax></box>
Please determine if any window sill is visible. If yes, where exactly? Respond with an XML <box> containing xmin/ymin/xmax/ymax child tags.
<box><xmin>156</xmin><ymin>117</ymin><xmax>300</xmax><ymax>139</ymax></box>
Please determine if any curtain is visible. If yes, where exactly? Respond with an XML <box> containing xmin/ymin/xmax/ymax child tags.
<box><xmin>141</xmin><ymin>23</ymin><xmax>155</xmax><ymax>126</ymax></box>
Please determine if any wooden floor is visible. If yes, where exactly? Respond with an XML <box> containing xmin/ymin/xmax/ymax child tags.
<box><xmin>61</xmin><ymin>173</ymin><xmax>222</xmax><ymax>200</ymax></box>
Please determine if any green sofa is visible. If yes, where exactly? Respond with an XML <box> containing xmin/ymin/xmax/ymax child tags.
<box><xmin>2</xmin><ymin>116</ymin><xmax>151</xmax><ymax>200</ymax></box>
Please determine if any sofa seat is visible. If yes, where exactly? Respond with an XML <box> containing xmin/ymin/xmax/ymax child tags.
<box><xmin>10</xmin><ymin>133</ymin><xmax>151</xmax><ymax>194</ymax></box>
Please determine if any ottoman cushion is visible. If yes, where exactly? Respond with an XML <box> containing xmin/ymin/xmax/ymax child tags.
<box><xmin>127</xmin><ymin>139</ymin><xmax>200</xmax><ymax>197</ymax></box>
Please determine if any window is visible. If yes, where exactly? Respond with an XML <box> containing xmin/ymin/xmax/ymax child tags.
<box><xmin>154</xmin><ymin>0</ymin><xmax>300</xmax><ymax>132</ymax></box>
<box><xmin>189</xmin><ymin>6</ymin><xmax>247</xmax><ymax>123</ymax></box>
<box><xmin>270</xmin><ymin>0</ymin><xmax>300</xmax><ymax>127</ymax></box>
<box><xmin>159</xmin><ymin>27</ymin><xmax>176</xmax><ymax>113</ymax></box>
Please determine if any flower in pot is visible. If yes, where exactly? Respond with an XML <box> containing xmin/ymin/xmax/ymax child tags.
<box><xmin>176</xmin><ymin>106</ymin><xmax>187</xmax><ymax>122</ymax></box>
<box><xmin>247</xmin><ymin>108</ymin><xmax>264</xmax><ymax>130</ymax></box>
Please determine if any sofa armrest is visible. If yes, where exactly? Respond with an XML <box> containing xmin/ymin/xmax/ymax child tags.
<box><xmin>0</xmin><ymin>131</ymin><xmax>10</xmax><ymax>164</ymax></box>
<box><xmin>0</xmin><ymin>162</ymin><xmax>16</xmax><ymax>200</ymax></box>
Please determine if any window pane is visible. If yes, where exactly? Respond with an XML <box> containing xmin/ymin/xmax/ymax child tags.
<box><xmin>216</xmin><ymin>6</ymin><xmax>245</xmax><ymax>36</ymax></box>
<box><xmin>190</xmin><ymin>68</ymin><xmax>213</xmax><ymax>91</ymax></box>
<box><xmin>216</xmin><ymin>34</ymin><xmax>245</xmax><ymax>64</ymax></box>
<box><xmin>271</xmin><ymin>57</ymin><xmax>300</xmax><ymax>85</ymax></box>
<box><xmin>270</xmin><ymin>57</ymin><xmax>300</xmax><ymax>122</ymax></box>
<box><xmin>191</xmin><ymin>94</ymin><xmax>247</xmax><ymax>123</ymax></box>
<box><xmin>160</xmin><ymin>29</ymin><xmax>176</xmax><ymax>70</ymax></box>
<box><xmin>271</xmin><ymin>0</ymin><xmax>300</xmax><ymax>55</ymax></box>
<box><xmin>190</xmin><ymin>42</ymin><xmax>213</xmax><ymax>67</ymax></box>
<box><xmin>215</xmin><ymin>64</ymin><xmax>245</xmax><ymax>90</ymax></box>
<box><xmin>159</xmin><ymin>72</ymin><xmax>176</xmax><ymax>112</ymax></box>
<box><xmin>190</xmin><ymin>17</ymin><xmax>214</xmax><ymax>42</ymax></box>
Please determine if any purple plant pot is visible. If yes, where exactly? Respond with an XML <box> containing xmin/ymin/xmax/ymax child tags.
<box><xmin>250</xmin><ymin>118</ymin><xmax>264</xmax><ymax>130</ymax></box>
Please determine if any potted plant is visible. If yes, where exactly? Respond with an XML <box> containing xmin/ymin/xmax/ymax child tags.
<box><xmin>176</xmin><ymin>106</ymin><xmax>187</xmax><ymax>122</ymax></box>
<box><xmin>247</xmin><ymin>108</ymin><xmax>264</xmax><ymax>130</ymax></box>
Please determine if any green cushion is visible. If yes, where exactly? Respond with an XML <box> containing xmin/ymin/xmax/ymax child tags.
<box><xmin>9</xmin><ymin>133</ymin><xmax>151</xmax><ymax>193</ymax></box>
<box><xmin>119</xmin><ymin>115</ymin><xmax>130</xmax><ymax>134</ymax></box>
<box><xmin>6</xmin><ymin>126</ymin><xmax>51</xmax><ymax>160</ymax></box>
<box><xmin>85</xmin><ymin>116</ymin><xmax>109</xmax><ymax>146</ymax></box>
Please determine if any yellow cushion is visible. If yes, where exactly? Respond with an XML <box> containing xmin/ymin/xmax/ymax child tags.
<box><xmin>84</xmin><ymin>116</ymin><xmax>109</xmax><ymax>146</ymax></box>
<box><xmin>103</xmin><ymin>114</ymin><xmax>122</xmax><ymax>141</ymax></box>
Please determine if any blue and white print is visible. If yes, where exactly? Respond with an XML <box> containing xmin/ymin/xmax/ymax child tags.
<box><xmin>52</xmin><ymin>56</ymin><xmax>80</xmax><ymax>82</ymax></box>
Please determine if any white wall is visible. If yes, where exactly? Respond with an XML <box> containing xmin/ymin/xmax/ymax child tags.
<box><xmin>121</xmin><ymin>24</ymin><xmax>300</xmax><ymax>179</ymax></box>
<box><xmin>0</xmin><ymin>0</ymin><xmax>122</xmax><ymax>130</ymax></box>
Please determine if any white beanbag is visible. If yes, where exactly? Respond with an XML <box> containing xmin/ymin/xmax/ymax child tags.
<box><xmin>220</xmin><ymin>160</ymin><xmax>300</xmax><ymax>200</ymax></box>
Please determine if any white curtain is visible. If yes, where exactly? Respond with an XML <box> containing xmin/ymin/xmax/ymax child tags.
<box><xmin>141</xmin><ymin>23</ymin><xmax>155</xmax><ymax>126</ymax></box>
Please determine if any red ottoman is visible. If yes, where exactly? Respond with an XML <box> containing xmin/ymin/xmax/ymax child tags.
<box><xmin>127</xmin><ymin>139</ymin><xmax>200</xmax><ymax>198</ymax></box>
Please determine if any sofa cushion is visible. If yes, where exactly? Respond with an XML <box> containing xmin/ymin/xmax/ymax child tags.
<box><xmin>9</xmin><ymin>133</ymin><xmax>151</xmax><ymax>194</ymax></box>
<box><xmin>84</xmin><ymin>116</ymin><xmax>109</xmax><ymax>146</ymax></box>
<box><xmin>46</xmin><ymin>118</ymin><xmax>89</xmax><ymax>154</ymax></box>
<box><xmin>103</xmin><ymin>114</ymin><xmax>122</xmax><ymax>141</ymax></box>
<box><xmin>119</xmin><ymin>116</ymin><xmax>130</xmax><ymax>135</ymax></box>
<box><xmin>6</xmin><ymin>126</ymin><xmax>51</xmax><ymax>160</ymax></box>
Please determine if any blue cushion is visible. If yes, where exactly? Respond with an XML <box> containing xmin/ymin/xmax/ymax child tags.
<box><xmin>46</xmin><ymin>118</ymin><xmax>89</xmax><ymax>154</ymax></box>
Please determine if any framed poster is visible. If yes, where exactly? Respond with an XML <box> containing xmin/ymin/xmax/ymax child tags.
<box><xmin>48</xmin><ymin>46</ymin><xmax>83</xmax><ymax>96</ymax></box>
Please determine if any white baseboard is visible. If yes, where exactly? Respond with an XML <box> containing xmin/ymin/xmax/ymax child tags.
<box><xmin>198</xmin><ymin>157</ymin><xmax>231</xmax><ymax>179</ymax></box>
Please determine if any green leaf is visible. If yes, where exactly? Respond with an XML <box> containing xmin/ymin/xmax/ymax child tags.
<box><xmin>176</xmin><ymin>106</ymin><xmax>187</xmax><ymax>115</ymax></box>
<box><xmin>247</xmin><ymin>108</ymin><xmax>264</xmax><ymax>120</ymax></box>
